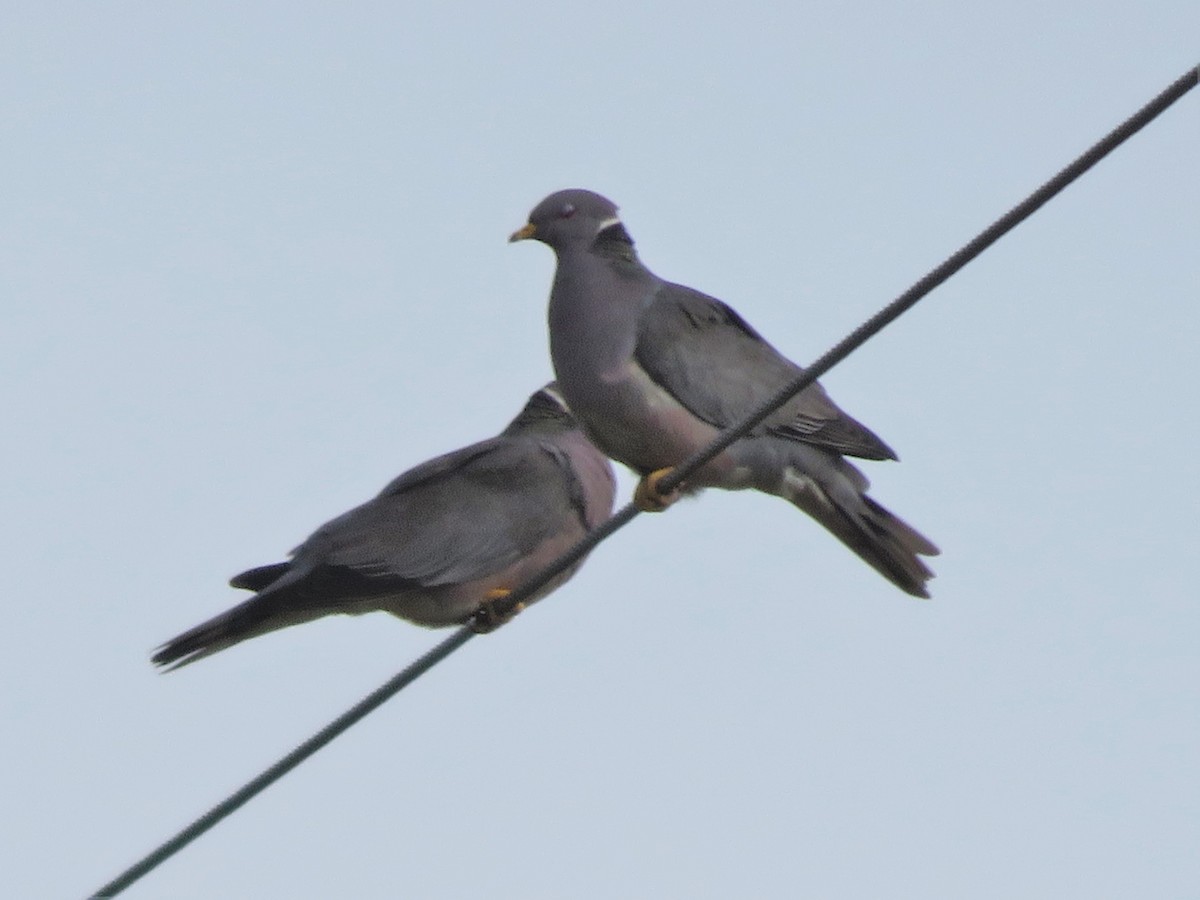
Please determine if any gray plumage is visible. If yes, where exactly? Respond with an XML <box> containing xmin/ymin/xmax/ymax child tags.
<box><xmin>152</xmin><ymin>384</ymin><xmax>615</xmax><ymax>669</ymax></box>
<box><xmin>511</xmin><ymin>189</ymin><xmax>938</xmax><ymax>597</ymax></box>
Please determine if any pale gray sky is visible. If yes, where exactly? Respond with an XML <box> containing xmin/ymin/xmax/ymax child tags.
<box><xmin>3</xmin><ymin>3</ymin><xmax>1198</xmax><ymax>898</ymax></box>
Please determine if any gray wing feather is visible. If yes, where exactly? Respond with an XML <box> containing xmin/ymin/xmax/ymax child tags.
<box><xmin>294</xmin><ymin>437</ymin><xmax>576</xmax><ymax>588</ymax></box>
<box><xmin>635</xmin><ymin>284</ymin><xmax>897</xmax><ymax>460</ymax></box>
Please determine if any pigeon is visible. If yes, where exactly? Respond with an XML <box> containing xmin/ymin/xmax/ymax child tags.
<box><xmin>152</xmin><ymin>384</ymin><xmax>615</xmax><ymax>669</ymax></box>
<box><xmin>510</xmin><ymin>189</ymin><xmax>938</xmax><ymax>597</ymax></box>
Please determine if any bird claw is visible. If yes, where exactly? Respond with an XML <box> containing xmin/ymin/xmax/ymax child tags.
<box><xmin>634</xmin><ymin>467</ymin><xmax>682</xmax><ymax>512</ymax></box>
<box><xmin>470</xmin><ymin>588</ymin><xmax>525</xmax><ymax>633</ymax></box>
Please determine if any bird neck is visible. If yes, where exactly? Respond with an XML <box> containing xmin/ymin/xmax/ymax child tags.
<box><xmin>591</xmin><ymin>222</ymin><xmax>637</xmax><ymax>262</ymax></box>
<box><xmin>547</xmin><ymin>247</ymin><xmax>653</xmax><ymax>416</ymax></box>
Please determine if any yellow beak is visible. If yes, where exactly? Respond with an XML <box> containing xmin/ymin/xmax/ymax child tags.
<box><xmin>508</xmin><ymin>223</ymin><xmax>537</xmax><ymax>243</ymax></box>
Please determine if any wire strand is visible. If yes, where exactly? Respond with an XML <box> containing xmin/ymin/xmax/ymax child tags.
<box><xmin>652</xmin><ymin>63</ymin><xmax>1200</xmax><ymax>497</ymax></box>
<box><xmin>91</xmin><ymin>628</ymin><xmax>475</xmax><ymax>898</ymax></box>
<box><xmin>90</xmin><ymin>63</ymin><xmax>1198</xmax><ymax>899</ymax></box>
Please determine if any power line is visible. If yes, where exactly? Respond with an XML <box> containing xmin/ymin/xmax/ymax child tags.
<box><xmin>92</xmin><ymin>629</ymin><xmax>475</xmax><ymax>899</ymax></box>
<box><xmin>90</xmin><ymin>63</ymin><xmax>1198</xmax><ymax>899</ymax></box>
<box><xmin>652</xmin><ymin>63</ymin><xmax>1200</xmax><ymax>499</ymax></box>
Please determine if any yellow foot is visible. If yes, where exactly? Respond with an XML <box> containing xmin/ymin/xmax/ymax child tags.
<box><xmin>634</xmin><ymin>467</ymin><xmax>682</xmax><ymax>512</ymax></box>
<box><xmin>470</xmin><ymin>588</ymin><xmax>526</xmax><ymax>634</ymax></box>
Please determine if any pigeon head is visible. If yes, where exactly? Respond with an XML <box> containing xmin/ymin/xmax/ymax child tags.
<box><xmin>502</xmin><ymin>382</ymin><xmax>578</xmax><ymax>436</ymax></box>
<box><xmin>509</xmin><ymin>189</ymin><xmax>631</xmax><ymax>251</ymax></box>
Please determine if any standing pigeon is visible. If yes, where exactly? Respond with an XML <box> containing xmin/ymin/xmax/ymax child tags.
<box><xmin>510</xmin><ymin>190</ymin><xmax>938</xmax><ymax>597</ymax></box>
<box><xmin>152</xmin><ymin>384</ymin><xmax>615</xmax><ymax>669</ymax></box>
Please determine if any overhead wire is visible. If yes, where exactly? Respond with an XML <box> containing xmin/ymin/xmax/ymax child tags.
<box><xmin>90</xmin><ymin>63</ymin><xmax>1198</xmax><ymax>899</ymax></box>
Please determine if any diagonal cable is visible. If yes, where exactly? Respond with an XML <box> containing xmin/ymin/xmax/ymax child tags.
<box><xmin>652</xmin><ymin>64</ymin><xmax>1200</xmax><ymax>497</ymax></box>
<box><xmin>90</xmin><ymin>63</ymin><xmax>1198</xmax><ymax>899</ymax></box>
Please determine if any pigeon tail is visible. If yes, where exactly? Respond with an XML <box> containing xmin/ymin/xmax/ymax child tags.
<box><xmin>781</xmin><ymin>467</ymin><xmax>939</xmax><ymax>598</ymax></box>
<box><xmin>151</xmin><ymin>596</ymin><xmax>277</xmax><ymax>671</ymax></box>
<box><xmin>229</xmin><ymin>562</ymin><xmax>291</xmax><ymax>592</ymax></box>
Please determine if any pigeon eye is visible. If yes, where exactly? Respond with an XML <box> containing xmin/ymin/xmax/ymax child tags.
<box><xmin>560</xmin><ymin>203</ymin><xmax>576</xmax><ymax>219</ymax></box>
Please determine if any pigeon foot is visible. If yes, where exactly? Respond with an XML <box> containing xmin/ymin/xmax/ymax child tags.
<box><xmin>634</xmin><ymin>467</ymin><xmax>682</xmax><ymax>512</ymax></box>
<box><xmin>471</xmin><ymin>588</ymin><xmax>525</xmax><ymax>633</ymax></box>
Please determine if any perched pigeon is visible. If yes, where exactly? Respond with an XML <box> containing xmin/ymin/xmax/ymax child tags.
<box><xmin>152</xmin><ymin>384</ymin><xmax>615</xmax><ymax>669</ymax></box>
<box><xmin>511</xmin><ymin>190</ymin><xmax>938</xmax><ymax>597</ymax></box>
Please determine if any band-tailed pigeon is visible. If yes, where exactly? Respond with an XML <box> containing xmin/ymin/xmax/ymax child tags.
<box><xmin>511</xmin><ymin>190</ymin><xmax>938</xmax><ymax>597</ymax></box>
<box><xmin>152</xmin><ymin>384</ymin><xmax>615</xmax><ymax>669</ymax></box>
